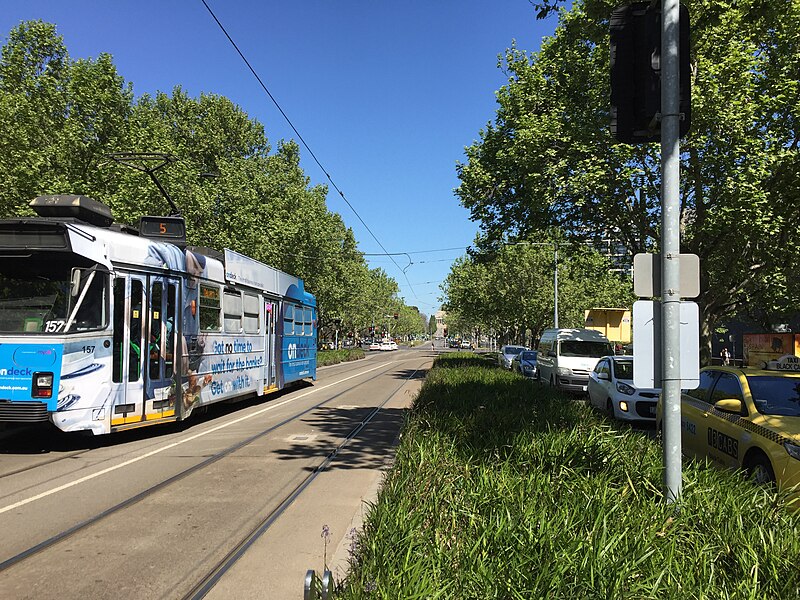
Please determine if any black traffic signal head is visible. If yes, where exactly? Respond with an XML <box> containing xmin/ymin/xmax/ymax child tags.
<box><xmin>610</xmin><ymin>2</ymin><xmax>691</xmax><ymax>144</ymax></box>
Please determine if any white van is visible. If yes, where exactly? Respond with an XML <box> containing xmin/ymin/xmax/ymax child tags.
<box><xmin>536</xmin><ymin>328</ymin><xmax>614</xmax><ymax>393</ymax></box>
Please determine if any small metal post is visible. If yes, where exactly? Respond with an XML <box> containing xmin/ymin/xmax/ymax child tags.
<box><xmin>321</xmin><ymin>570</ymin><xmax>333</xmax><ymax>600</ymax></box>
<box><xmin>304</xmin><ymin>570</ymin><xmax>317</xmax><ymax>600</ymax></box>
<box><xmin>553</xmin><ymin>245</ymin><xmax>559</xmax><ymax>328</ymax></box>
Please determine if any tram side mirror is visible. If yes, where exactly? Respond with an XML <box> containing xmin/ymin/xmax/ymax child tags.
<box><xmin>70</xmin><ymin>268</ymin><xmax>82</xmax><ymax>297</ymax></box>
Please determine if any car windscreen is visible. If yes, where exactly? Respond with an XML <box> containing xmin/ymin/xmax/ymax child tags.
<box><xmin>559</xmin><ymin>341</ymin><xmax>614</xmax><ymax>358</ymax></box>
<box><xmin>613</xmin><ymin>360</ymin><xmax>633</xmax><ymax>380</ymax></box>
<box><xmin>520</xmin><ymin>351</ymin><xmax>537</xmax><ymax>361</ymax></box>
<box><xmin>746</xmin><ymin>376</ymin><xmax>800</xmax><ymax>417</ymax></box>
<box><xmin>505</xmin><ymin>347</ymin><xmax>524</xmax><ymax>355</ymax></box>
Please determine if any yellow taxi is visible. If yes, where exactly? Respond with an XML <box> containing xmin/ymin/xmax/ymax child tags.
<box><xmin>656</xmin><ymin>355</ymin><xmax>800</xmax><ymax>494</ymax></box>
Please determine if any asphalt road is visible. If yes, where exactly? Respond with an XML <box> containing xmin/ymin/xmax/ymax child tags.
<box><xmin>0</xmin><ymin>345</ymin><xmax>435</xmax><ymax>599</ymax></box>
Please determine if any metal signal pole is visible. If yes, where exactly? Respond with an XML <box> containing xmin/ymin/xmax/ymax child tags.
<box><xmin>661</xmin><ymin>0</ymin><xmax>683</xmax><ymax>503</ymax></box>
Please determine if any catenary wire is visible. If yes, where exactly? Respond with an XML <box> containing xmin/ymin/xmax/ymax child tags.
<box><xmin>199</xmin><ymin>0</ymin><xmax>419</xmax><ymax>301</ymax></box>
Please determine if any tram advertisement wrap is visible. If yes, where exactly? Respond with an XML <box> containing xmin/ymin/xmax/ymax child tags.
<box><xmin>0</xmin><ymin>343</ymin><xmax>64</xmax><ymax>407</ymax></box>
<box><xmin>57</xmin><ymin>339</ymin><xmax>113</xmax><ymax>410</ymax></box>
<box><xmin>186</xmin><ymin>335</ymin><xmax>264</xmax><ymax>405</ymax></box>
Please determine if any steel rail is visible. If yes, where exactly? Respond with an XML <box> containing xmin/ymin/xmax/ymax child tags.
<box><xmin>0</xmin><ymin>357</ymin><xmax>414</xmax><ymax>574</ymax></box>
<box><xmin>183</xmin><ymin>359</ymin><xmax>426</xmax><ymax>600</ymax></box>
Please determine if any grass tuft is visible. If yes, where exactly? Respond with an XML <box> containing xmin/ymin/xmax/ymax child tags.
<box><xmin>339</xmin><ymin>354</ymin><xmax>800</xmax><ymax>599</ymax></box>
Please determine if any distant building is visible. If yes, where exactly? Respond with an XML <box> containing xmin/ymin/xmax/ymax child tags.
<box><xmin>435</xmin><ymin>310</ymin><xmax>447</xmax><ymax>338</ymax></box>
<box><xmin>594</xmin><ymin>231</ymin><xmax>635</xmax><ymax>277</ymax></box>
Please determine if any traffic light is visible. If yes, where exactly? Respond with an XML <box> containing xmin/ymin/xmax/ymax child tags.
<box><xmin>610</xmin><ymin>2</ymin><xmax>691</xmax><ymax>144</ymax></box>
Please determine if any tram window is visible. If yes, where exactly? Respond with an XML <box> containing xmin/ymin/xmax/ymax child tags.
<box><xmin>243</xmin><ymin>293</ymin><xmax>260</xmax><ymax>333</ymax></box>
<box><xmin>199</xmin><ymin>284</ymin><xmax>221</xmax><ymax>331</ymax></box>
<box><xmin>294</xmin><ymin>305</ymin><xmax>304</xmax><ymax>336</ymax></box>
<box><xmin>224</xmin><ymin>290</ymin><xmax>243</xmax><ymax>333</ymax></box>
<box><xmin>304</xmin><ymin>308</ymin><xmax>312</xmax><ymax>336</ymax></box>
<box><xmin>72</xmin><ymin>270</ymin><xmax>109</xmax><ymax>331</ymax></box>
<box><xmin>149</xmin><ymin>282</ymin><xmax>163</xmax><ymax>380</ymax></box>
<box><xmin>165</xmin><ymin>283</ymin><xmax>176</xmax><ymax>378</ymax></box>
<box><xmin>112</xmin><ymin>278</ymin><xmax>125</xmax><ymax>383</ymax></box>
<box><xmin>129</xmin><ymin>279</ymin><xmax>143</xmax><ymax>381</ymax></box>
<box><xmin>284</xmin><ymin>304</ymin><xmax>294</xmax><ymax>336</ymax></box>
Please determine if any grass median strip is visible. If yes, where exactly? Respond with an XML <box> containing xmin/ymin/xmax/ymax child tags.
<box><xmin>318</xmin><ymin>348</ymin><xmax>366</xmax><ymax>367</ymax></box>
<box><xmin>339</xmin><ymin>354</ymin><xmax>800</xmax><ymax>599</ymax></box>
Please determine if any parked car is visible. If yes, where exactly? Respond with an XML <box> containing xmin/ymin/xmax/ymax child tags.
<box><xmin>511</xmin><ymin>350</ymin><xmax>539</xmax><ymax>379</ymax></box>
<box><xmin>588</xmin><ymin>356</ymin><xmax>660</xmax><ymax>421</ymax></box>
<box><xmin>536</xmin><ymin>328</ymin><xmax>614</xmax><ymax>393</ymax></box>
<box><xmin>368</xmin><ymin>341</ymin><xmax>381</xmax><ymax>351</ymax></box>
<box><xmin>499</xmin><ymin>345</ymin><xmax>527</xmax><ymax>369</ymax></box>
<box><xmin>656</xmin><ymin>357</ymin><xmax>800</xmax><ymax>493</ymax></box>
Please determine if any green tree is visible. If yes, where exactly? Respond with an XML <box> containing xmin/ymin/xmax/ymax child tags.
<box><xmin>0</xmin><ymin>20</ymin><xmax>132</xmax><ymax>216</ymax></box>
<box><xmin>428</xmin><ymin>314</ymin><xmax>437</xmax><ymax>335</ymax></box>
<box><xmin>442</xmin><ymin>240</ymin><xmax>632</xmax><ymax>345</ymax></box>
<box><xmin>456</xmin><ymin>0</ymin><xmax>800</xmax><ymax>361</ymax></box>
<box><xmin>0</xmin><ymin>20</ymin><xmax>416</xmax><ymax>339</ymax></box>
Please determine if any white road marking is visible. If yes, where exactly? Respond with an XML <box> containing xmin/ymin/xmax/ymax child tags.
<box><xmin>0</xmin><ymin>362</ymin><xmax>391</xmax><ymax>515</ymax></box>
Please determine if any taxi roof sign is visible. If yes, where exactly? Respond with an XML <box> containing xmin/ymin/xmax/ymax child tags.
<box><xmin>766</xmin><ymin>355</ymin><xmax>800</xmax><ymax>372</ymax></box>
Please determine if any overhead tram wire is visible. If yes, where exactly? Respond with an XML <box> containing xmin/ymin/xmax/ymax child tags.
<box><xmin>200</xmin><ymin>0</ymin><xmax>419</xmax><ymax>301</ymax></box>
<box><xmin>361</xmin><ymin>246</ymin><xmax>470</xmax><ymax>256</ymax></box>
<box><xmin>280</xmin><ymin>245</ymin><xmax>470</xmax><ymax>263</ymax></box>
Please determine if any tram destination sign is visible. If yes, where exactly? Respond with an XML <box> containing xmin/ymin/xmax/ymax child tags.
<box><xmin>138</xmin><ymin>216</ymin><xmax>187</xmax><ymax>246</ymax></box>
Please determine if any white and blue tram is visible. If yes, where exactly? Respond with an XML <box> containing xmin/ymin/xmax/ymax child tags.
<box><xmin>0</xmin><ymin>195</ymin><xmax>317</xmax><ymax>435</ymax></box>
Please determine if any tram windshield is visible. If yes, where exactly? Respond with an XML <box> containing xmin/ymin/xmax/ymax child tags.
<box><xmin>0</xmin><ymin>255</ymin><xmax>108</xmax><ymax>334</ymax></box>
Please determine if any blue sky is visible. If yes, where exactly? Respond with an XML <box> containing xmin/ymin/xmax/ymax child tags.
<box><xmin>0</xmin><ymin>1</ymin><xmax>561</xmax><ymax>316</ymax></box>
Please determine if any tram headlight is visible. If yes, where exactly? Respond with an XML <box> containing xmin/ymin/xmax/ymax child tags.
<box><xmin>33</xmin><ymin>372</ymin><xmax>54</xmax><ymax>398</ymax></box>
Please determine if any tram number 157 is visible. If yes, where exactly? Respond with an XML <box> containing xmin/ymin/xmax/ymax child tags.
<box><xmin>45</xmin><ymin>320</ymin><xmax>66</xmax><ymax>332</ymax></box>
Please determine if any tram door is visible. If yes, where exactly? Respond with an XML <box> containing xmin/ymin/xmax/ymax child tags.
<box><xmin>110</xmin><ymin>274</ymin><xmax>147</xmax><ymax>427</ymax></box>
<box><xmin>144</xmin><ymin>277</ymin><xmax>179</xmax><ymax>421</ymax></box>
<box><xmin>265</xmin><ymin>300</ymin><xmax>277</xmax><ymax>389</ymax></box>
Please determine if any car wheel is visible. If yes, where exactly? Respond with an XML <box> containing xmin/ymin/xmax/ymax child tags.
<box><xmin>745</xmin><ymin>453</ymin><xmax>776</xmax><ymax>485</ymax></box>
<box><xmin>606</xmin><ymin>399</ymin><xmax>615</xmax><ymax>418</ymax></box>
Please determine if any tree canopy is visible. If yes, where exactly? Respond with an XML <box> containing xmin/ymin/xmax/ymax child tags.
<box><xmin>0</xmin><ymin>20</ymin><xmax>421</xmax><ymax>340</ymax></box>
<box><xmin>455</xmin><ymin>0</ymin><xmax>800</xmax><ymax>357</ymax></box>
<box><xmin>441</xmin><ymin>239</ymin><xmax>633</xmax><ymax>345</ymax></box>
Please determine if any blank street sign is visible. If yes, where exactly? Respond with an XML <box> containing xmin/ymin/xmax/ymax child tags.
<box><xmin>633</xmin><ymin>253</ymin><xmax>700</xmax><ymax>298</ymax></box>
<box><xmin>633</xmin><ymin>300</ymin><xmax>700</xmax><ymax>389</ymax></box>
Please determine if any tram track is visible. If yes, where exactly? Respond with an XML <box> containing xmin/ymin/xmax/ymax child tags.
<box><xmin>0</xmin><ymin>449</ymin><xmax>95</xmax><ymax>481</ymax></box>
<box><xmin>0</xmin><ymin>354</ymin><xmax>425</xmax><ymax>579</ymax></box>
<box><xmin>182</xmin><ymin>359</ymin><xmax>426</xmax><ymax>600</ymax></box>
<box><xmin>0</xmin><ymin>351</ymin><xmax>409</xmax><ymax>484</ymax></box>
